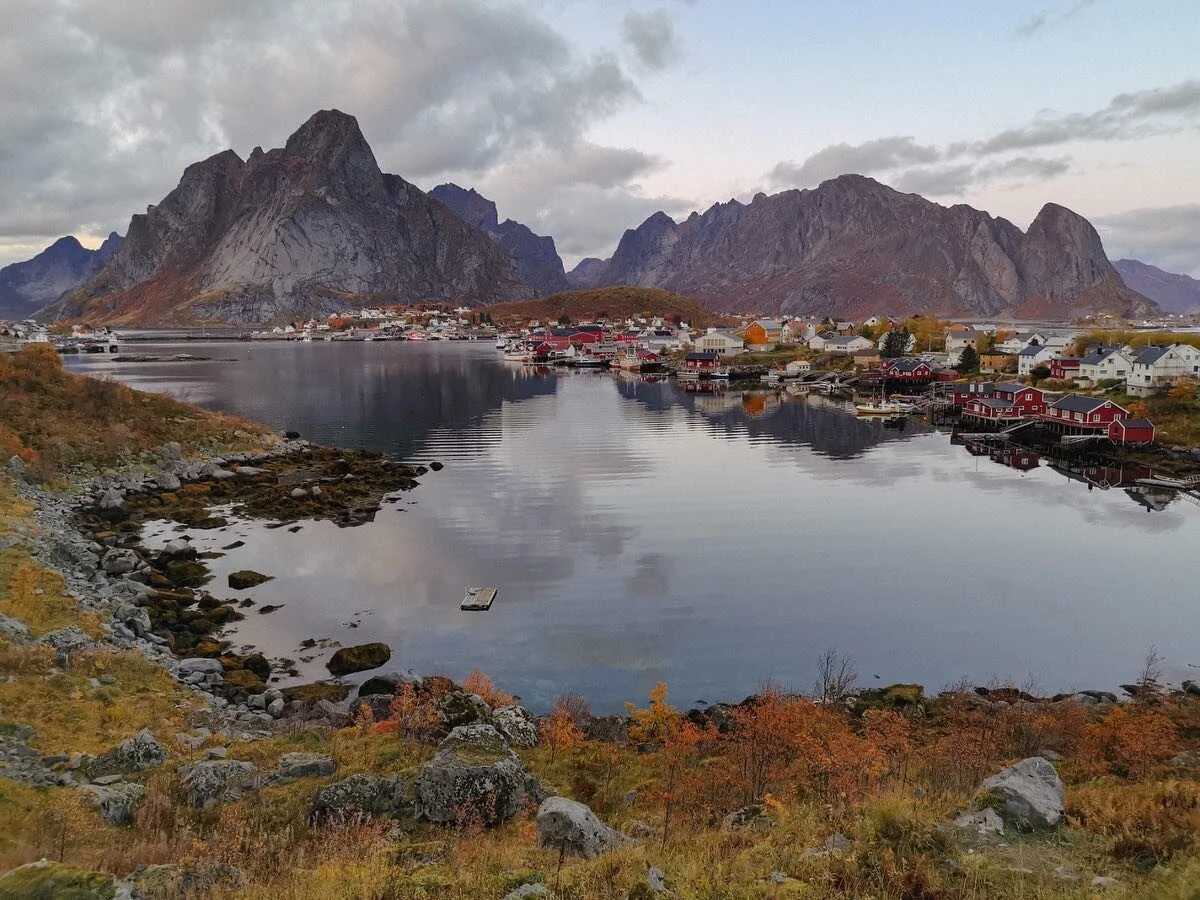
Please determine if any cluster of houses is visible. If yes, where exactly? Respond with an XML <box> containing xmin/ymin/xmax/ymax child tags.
<box><xmin>951</xmin><ymin>381</ymin><xmax>1156</xmax><ymax>445</ymax></box>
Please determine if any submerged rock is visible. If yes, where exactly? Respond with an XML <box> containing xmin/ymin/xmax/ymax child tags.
<box><xmin>535</xmin><ymin>796</ymin><xmax>628</xmax><ymax>859</ymax></box>
<box><xmin>326</xmin><ymin>642</ymin><xmax>391</xmax><ymax>676</ymax></box>
<box><xmin>228</xmin><ymin>570</ymin><xmax>271</xmax><ymax>590</ymax></box>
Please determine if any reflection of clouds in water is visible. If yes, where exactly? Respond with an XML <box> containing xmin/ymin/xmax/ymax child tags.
<box><xmin>539</xmin><ymin>626</ymin><xmax>669</xmax><ymax>675</ymax></box>
<box><xmin>625</xmin><ymin>553</ymin><xmax>671</xmax><ymax>598</ymax></box>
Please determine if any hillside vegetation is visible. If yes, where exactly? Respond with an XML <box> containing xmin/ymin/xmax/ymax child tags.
<box><xmin>482</xmin><ymin>287</ymin><xmax>720</xmax><ymax>327</ymax></box>
<box><xmin>0</xmin><ymin>345</ymin><xmax>266</xmax><ymax>479</ymax></box>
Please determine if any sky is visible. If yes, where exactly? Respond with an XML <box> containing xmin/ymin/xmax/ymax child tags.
<box><xmin>3</xmin><ymin>0</ymin><xmax>1200</xmax><ymax>275</ymax></box>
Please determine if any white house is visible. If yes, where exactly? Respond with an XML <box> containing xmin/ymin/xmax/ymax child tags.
<box><xmin>997</xmin><ymin>332</ymin><xmax>1046</xmax><ymax>354</ymax></box>
<box><xmin>780</xmin><ymin>320</ymin><xmax>814</xmax><ymax>344</ymax></box>
<box><xmin>693</xmin><ymin>330</ymin><xmax>745</xmax><ymax>356</ymax></box>
<box><xmin>1126</xmin><ymin>344</ymin><xmax>1200</xmax><ymax>396</ymax></box>
<box><xmin>944</xmin><ymin>329</ymin><xmax>980</xmax><ymax>356</ymax></box>
<box><xmin>1077</xmin><ymin>348</ymin><xmax>1134</xmax><ymax>386</ymax></box>
<box><xmin>807</xmin><ymin>331</ymin><xmax>836</xmax><ymax>351</ymax></box>
<box><xmin>1017</xmin><ymin>343</ymin><xmax>1061</xmax><ymax>376</ymax></box>
<box><xmin>824</xmin><ymin>335</ymin><xmax>875</xmax><ymax>355</ymax></box>
<box><xmin>785</xmin><ymin>359</ymin><xmax>812</xmax><ymax>377</ymax></box>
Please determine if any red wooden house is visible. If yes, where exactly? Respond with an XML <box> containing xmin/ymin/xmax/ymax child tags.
<box><xmin>684</xmin><ymin>351</ymin><xmax>720</xmax><ymax>372</ymax></box>
<box><xmin>1049</xmin><ymin>357</ymin><xmax>1080</xmax><ymax>380</ymax></box>
<box><xmin>992</xmin><ymin>383</ymin><xmax>1046</xmax><ymax>416</ymax></box>
<box><xmin>1044</xmin><ymin>395</ymin><xmax>1129</xmax><ymax>429</ymax></box>
<box><xmin>950</xmin><ymin>381</ymin><xmax>996</xmax><ymax>406</ymax></box>
<box><xmin>881</xmin><ymin>358</ymin><xmax>934</xmax><ymax>381</ymax></box>
<box><xmin>1108</xmin><ymin>418</ymin><xmax>1155</xmax><ymax>445</ymax></box>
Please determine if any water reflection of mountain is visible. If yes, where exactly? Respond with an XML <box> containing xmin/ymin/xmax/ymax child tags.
<box><xmin>198</xmin><ymin>346</ymin><xmax>559</xmax><ymax>458</ymax></box>
<box><xmin>614</xmin><ymin>379</ymin><xmax>931</xmax><ymax>458</ymax></box>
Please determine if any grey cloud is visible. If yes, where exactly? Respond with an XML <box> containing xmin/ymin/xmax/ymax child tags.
<box><xmin>768</xmin><ymin>137</ymin><xmax>940</xmax><ymax>189</ymax></box>
<box><xmin>1014</xmin><ymin>0</ymin><xmax>1099</xmax><ymax>38</ymax></box>
<box><xmin>0</xmin><ymin>0</ymin><xmax>646</xmax><ymax>262</ymax></box>
<box><xmin>1094</xmin><ymin>205</ymin><xmax>1200</xmax><ymax>278</ymax></box>
<box><xmin>969</xmin><ymin>80</ymin><xmax>1200</xmax><ymax>155</ymax></box>
<box><xmin>622</xmin><ymin>8</ymin><xmax>680</xmax><ymax>71</ymax></box>
<box><xmin>891</xmin><ymin>164</ymin><xmax>977</xmax><ymax>197</ymax></box>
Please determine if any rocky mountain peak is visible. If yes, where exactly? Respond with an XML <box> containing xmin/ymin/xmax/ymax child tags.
<box><xmin>429</xmin><ymin>184</ymin><xmax>500</xmax><ymax>231</ymax></box>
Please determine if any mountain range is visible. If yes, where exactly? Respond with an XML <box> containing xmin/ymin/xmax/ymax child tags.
<box><xmin>8</xmin><ymin>108</ymin><xmax>1194</xmax><ymax>325</ymax></box>
<box><xmin>0</xmin><ymin>233</ymin><xmax>121</xmax><ymax>319</ymax></box>
<box><xmin>567</xmin><ymin>176</ymin><xmax>1152</xmax><ymax>320</ymax></box>
<box><xmin>1113</xmin><ymin>259</ymin><xmax>1200</xmax><ymax>315</ymax></box>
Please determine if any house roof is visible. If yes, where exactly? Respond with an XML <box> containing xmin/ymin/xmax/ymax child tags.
<box><xmin>885</xmin><ymin>358</ymin><xmax>929</xmax><ymax>373</ymax></box>
<box><xmin>993</xmin><ymin>382</ymin><xmax>1032</xmax><ymax>395</ymax></box>
<box><xmin>828</xmin><ymin>335</ymin><xmax>867</xmax><ymax>346</ymax></box>
<box><xmin>1115</xmin><ymin>418</ymin><xmax>1154</xmax><ymax>430</ymax></box>
<box><xmin>750</xmin><ymin>319</ymin><xmax>783</xmax><ymax>330</ymax></box>
<box><xmin>1132</xmin><ymin>346</ymin><xmax>1171</xmax><ymax>365</ymax></box>
<box><xmin>701</xmin><ymin>330</ymin><xmax>743</xmax><ymax>343</ymax></box>
<box><xmin>1019</xmin><ymin>344</ymin><xmax>1047</xmax><ymax>357</ymax></box>
<box><xmin>952</xmin><ymin>380</ymin><xmax>996</xmax><ymax>394</ymax></box>
<box><xmin>1051</xmin><ymin>394</ymin><xmax>1108</xmax><ymax>413</ymax></box>
<box><xmin>972</xmin><ymin>398</ymin><xmax>1017</xmax><ymax>410</ymax></box>
<box><xmin>685</xmin><ymin>351</ymin><xmax>719</xmax><ymax>361</ymax></box>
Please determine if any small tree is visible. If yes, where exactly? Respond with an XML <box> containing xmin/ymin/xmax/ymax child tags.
<box><xmin>881</xmin><ymin>330</ymin><xmax>909</xmax><ymax>358</ymax></box>
<box><xmin>814</xmin><ymin>646</ymin><xmax>857</xmax><ymax>706</ymax></box>
<box><xmin>557</xmin><ymin>313</ymin><xmax>571</xmax><ymax>326</ymax></box>
<box><xmin>1030</xmin><ymin>364</ymin><xmax>1051</xmax><ymax>383</ymax></box>
<box><xmin>956</xmin><ymin>344</ymin><xmax>980</xmax><ymax>374</ymax></box>
<box><xmin>1168</xmin><ymin>380</ymin><xmax>1197</xmax><ymax>402</ymax></box>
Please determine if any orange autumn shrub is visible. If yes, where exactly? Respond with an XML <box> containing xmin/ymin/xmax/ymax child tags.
<box><xmin>373</xmin><ymin>681</ymin><xmax>447</xmax><ymax>742</ymax></box>
<box><xmin>539</xmin><ymin>706</ymin><xmax>582</xmax><ymax>762</ymax></box>
<box><xmin>463</xmin><ymin>669</ymin><xmax>515</xmax><ymax>710</ymax></box>
<box><xmin>1078</xmin><ymin>706</ymin><xmax>1181</xmax><ymax>779</ymax></box>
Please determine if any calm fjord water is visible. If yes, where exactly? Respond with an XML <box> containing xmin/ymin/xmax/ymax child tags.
<box><xmin>69</xmin><ymin>342</ymin><xmax>1199</xmax><ymax>711</ymax></box>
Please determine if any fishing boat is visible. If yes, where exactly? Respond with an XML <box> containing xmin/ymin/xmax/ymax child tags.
<box><xmin>710</xmin><ymin>367</ymin><xmax>731</xmax><ymax>380</ymax></box>
<box><xmin>461</xmin><ymin>586</ymin><xmax>498</xmax><ymax>611</ymax></box>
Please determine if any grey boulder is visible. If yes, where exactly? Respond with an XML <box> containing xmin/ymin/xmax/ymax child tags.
<box><xmin>179</xmin><ymin>760</ymin><xmax>258</xmax><ymax>808</ymax></box>
<box><xmin>79</xmin><ymin>781</ymin><xmax>146</xmax><ymax>826</ymax></box>
<box><xmin>102</xmin><ymin>548</ymin><xmax>139</xmax><ymax>575</ymax></box>
<box><xmin>980</xmin><ymin>756</ymin><xmax>1064</xmax><ymax>829</ymax></box>
<box><xmin>415</xmin><ymin>724</ymin><xmax>526</xmax><ymax>826</ymax></box>
<box><xmin>310</xmin><ymin>773</ymin><xmax>409</xmax><ymax>824</ymax></box>
<box><xmin>86</xmin><ymin>729</ymin><xmax>168</xmax><ymax>778</ymax></box>
<box><xmin>535</xmin><ymin>796</ymin><xmax>628</xmax><ymax>859</ymax></box>
<box><xmin>492</xmin><ymin>704</ymin><xmax>539</xmax><ymax>748</ymax></box>
<box><xmin>270</xmin><ymin>753</ymin><xmax>335</xmax><ymax>784</ymax></box>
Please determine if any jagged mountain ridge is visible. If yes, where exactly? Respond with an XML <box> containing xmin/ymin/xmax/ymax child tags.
<box><xmin>1113</xmin><ymin>259</ymin><xmax>1200</xmax><ymax>314</ymax></box>
<box><xmin>49</xmin><ymin>111</ymin><xmax>533</xmax><ymax>325</ymax></box>
<box><xmin>571</xmin><ymin>175</ymin><xmax>1153</xmax><ymax>320</ymax></box>
<box><xmin>0</xmin><ymin>233</ymin><xmax>122</xmax><ymax>319</ymax></box>
<box><xmin>428</xmin><ymin>184</ymin><xmax>568</xmax><ymax>296</ymax></box>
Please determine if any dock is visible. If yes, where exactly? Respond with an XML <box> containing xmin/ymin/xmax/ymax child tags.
<box><xmin>461</xmin><ymin>587</ymin><xmax>498</xmax><ymax>611</ymax></box>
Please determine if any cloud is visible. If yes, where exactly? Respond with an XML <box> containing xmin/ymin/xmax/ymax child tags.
<box><xmin>1014</xmin><ymin>0</ymin><xmax>1100</xmax><ymax>38</ymax></box>
<box><xmin>768</xmin><ymin>137</ymin><xmax>940</xmax><ymax>189</ymax></box>
<box><xmin>965</xmin><ymin>80</ymin><xmax>1200</xmax><ymax>155</ymax></box>
<box><xmin>0</xmin><ymin>0</ymin><xmax>649</xmax><ymax>264</ymax></box>
<box><xmin>764</xmin><ymin>77</ymin><xmax>1200</xmax><ymax>198</ymax></box>
<box><xmin>1094</xmin><ymin>205</ymin><xmax>1200</xmax><ymax>277</ymax></box>
<box><xmin>621</xmin><ymin>9</ymin><xmax>681</xmax><ymax>71</ymax></box>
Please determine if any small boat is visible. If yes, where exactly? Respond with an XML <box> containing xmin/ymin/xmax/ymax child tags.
<box><xmin>495</xmin><ymin>340</ymin><xmax>507</xmax><ymax>349</ymax></box>
<box><xmin>710</xmin><ymin>368</ymin><xmax>731</xmax><ymax>379</ymax></box>
<box><xmin>856</xmin><ymin>399</ymin><xmax>918</xmax><ymax>417</ymax></box>
<box><xmin>462</xmin><ymin>586</ymin><xmax>498</xmax><ymax>611</ymax></box>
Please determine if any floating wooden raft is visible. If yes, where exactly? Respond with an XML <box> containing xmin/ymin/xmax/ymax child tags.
<box><xmin>461</xmin><ymin>587</ymin><xmax>498</xmax><ymax>611</ymax></box>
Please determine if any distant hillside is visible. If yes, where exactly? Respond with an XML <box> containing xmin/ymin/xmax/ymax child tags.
<box><xmin>428</xmin><ymin>183</ymin><xmax>568</xmax><ymax>296</ymax></box>
<box><xmin>1114</xmin><ymin>259</ymin><xmax>1200</xmax><ymax>314</ymax></box>
<box><xmin>482</xmin><ymin>286</ymin><xmax>718</xmax><ymax>327</ymax></box>
<box><xmin>0</xmin><ymin>233</ymin><xmax>122</xmax><ymax>319</ymax></box>
<box><xmin>573</xmin><ymin>175</ymin><xmax>1154</xmax><ymax>321</ymax></box>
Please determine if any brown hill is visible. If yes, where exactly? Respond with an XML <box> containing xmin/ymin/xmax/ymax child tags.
<box><xmin>46</xmin><ymin>111</ymin><xmax>531</xmax><ymax>326</ymax></box>
<box><xmin>571</xmin><ymin>175</ymin><xmax>1155</xmax><ymax>321</ymax></box>
<box><xmin>482</xmin><ymin>286</ymin><xmax>718</xmax><ymax>327</ymax></box>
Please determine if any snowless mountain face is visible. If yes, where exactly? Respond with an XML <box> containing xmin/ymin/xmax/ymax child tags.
<box><xmin>571</xmin><ymin>174</ymin><xmax>1154</xmax><ymax>321</ymax></box>
<box><xmin>1114</xmin><ymin>259</ymin><xmax>1200</xmax><ymax>314</ymax></box>
<box><xmin>0</xmin><ymin>233</ymin><xmax>122</xmax><ymax>319</ymax></box>
<box><xmin>49</xmin><ymin>110</ymin><xmax>533</xmax><ymax>325</ymax></box>
<box><xmin>428</xmin><ymin>183</ymin><xmax>569</xmax><ymax>296</ymax></box>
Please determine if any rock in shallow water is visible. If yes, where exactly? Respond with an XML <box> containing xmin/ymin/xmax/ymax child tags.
<box><xmin>326</xmin><ymin>642</ymin><xmax>391</xmax><ymax>676</ymax></box>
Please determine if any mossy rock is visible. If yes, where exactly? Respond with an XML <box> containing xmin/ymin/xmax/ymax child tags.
<box><xmin>282</xmin><ymin>681</ymin><xmax>352</xmax><ymax>703</ymax></box>
<box><xmin>326</xmin><ymin>642</ymin><xmax>391</xmax><ymax>676</ymax></box>
<box><xmin>187</xmin><ymin>617</ymin><xmax>214</xmax><ymax>634</ymax></box>
<box><xmin>207</xmin><ymin>605</ymin><xmax>240</xmax><ymax>624</ymax></box>
<box><xmin>228</xmin><ymin>570</ymin><xmax>272</xmax><ymax>590</ymax></box>
<box><xmin>854</xmin><ymin>683</ymin><xmax>925</xmax><ymax>715</ymax></box>
<box><xmin>165</xmin><ymin>560</ymin><xmax>211</xmax><ymax>587</ymax></box>
<box><xmin>224</xmin><ymin>669</ymin><xmax>267</xmax><ymax>693</ymax></box>
<box><xmin>0</xmin><ymin>860</ymin><xmax>116</xmax><ymax>899</ymax></box>
<box><xmin>192</xmin><ymin>638</ymin><xmax>223</xmax><ymax>657</ymax></box>
<box><xmin>241</xmin><ymin>652</ymin><xmax>271</xmax><ymax>680</ymax></box>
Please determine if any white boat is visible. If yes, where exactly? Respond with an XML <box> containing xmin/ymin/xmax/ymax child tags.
<box><xmin>855</xmin><ymin>399</ymin><xmax>917</xmax><ymax>416</ymax></box>
<box><xmin>462</xmin><ymin>586</ymin><xmax>498</xmax><ymax>611</ymax></box>
<box><xmin>495</xmin><ymin>340</ymin><xmax>507</xmax><ymax>349</ymax></box>
<box><xmin>503</xmin><ymin>349</ymin><xmax>532</xmax><ymax>362</ymax></box>
<box><xmin>710</xmin><ymin>368</ymin><xmax>731</xmax><ymax>379</ymax></box>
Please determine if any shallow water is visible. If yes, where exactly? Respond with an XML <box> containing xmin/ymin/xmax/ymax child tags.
<box><xmin>68</xmin><ymin>341</ymin><xmax>1200</xmax><ymax>711</ymax></box>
